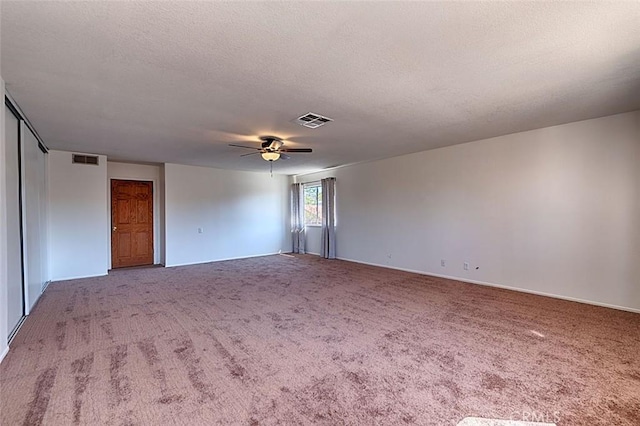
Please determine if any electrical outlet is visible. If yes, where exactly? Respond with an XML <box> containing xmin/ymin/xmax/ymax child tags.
<box><xmin>441</xmin><ymin>259</ymin><xmax>446</xmax><ymax>267</ymax></box>
<box><xmin>463</xmin><ymin>262</ymin><xmax>469</xmax><ymax>271</ymax></box>
<box><xmin>198</xmin><ymin>227</ymin><xmax>203</xmax><ymax>234</ymax></box>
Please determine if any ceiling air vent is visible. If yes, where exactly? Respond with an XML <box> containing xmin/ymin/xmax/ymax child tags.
<box><xmin>294</xmin><ymin>112</ymin><xmax>333</xmax><ymax>129</ymax></box>
<box><xmin>72</xmin><ymin>154</ymin><xmax>99</xmax><ymax>165</ymax></box>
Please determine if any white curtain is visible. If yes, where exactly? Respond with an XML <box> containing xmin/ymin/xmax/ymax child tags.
<box><xmin>321</xmin><ymin>177</ymin><xmax>336</xmax><ymax>259</ymax></box>
<box><xmin>291</xmin><ymin>183</ymin><xmax>306</xmax><ymax>254</ymax></box>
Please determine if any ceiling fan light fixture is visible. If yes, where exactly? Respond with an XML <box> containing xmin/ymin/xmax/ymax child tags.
<box><xmin>261</xmin><ymin>152</ymin><xmax>280</xmax><ymax>161</ymax></box>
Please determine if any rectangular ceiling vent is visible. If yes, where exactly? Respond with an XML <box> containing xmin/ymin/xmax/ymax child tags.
<box><xmin>72</xmin><ymin>154</ymin><xmax>99</xmax><ymax>165</ymax></box>
<box><xmin>294</xmin><ymin>112</ymin><xmax>333</xmax><ymax>129</ymax></box>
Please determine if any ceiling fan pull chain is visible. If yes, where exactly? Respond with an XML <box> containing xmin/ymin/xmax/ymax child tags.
<box><xmin>270</xmin><ymin>161</ymin><xmax>273</xmax><ymax>178</ymax></box>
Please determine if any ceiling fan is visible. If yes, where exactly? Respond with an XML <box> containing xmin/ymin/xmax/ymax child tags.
<box><xmin>229</xmin><ymin>136</ymin><xmax>312</xmax><ymax>162</ymax></box>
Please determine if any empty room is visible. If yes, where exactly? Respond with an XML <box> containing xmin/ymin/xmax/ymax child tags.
<box><xmin>1</xmin><ymin>2</ymin><xmax>639</xmax><ymax>425</ymax></box>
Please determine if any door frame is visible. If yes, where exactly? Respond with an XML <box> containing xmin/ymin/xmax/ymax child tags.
<box><xmin>108</xmin><ymin>177</ymin><xmax>159</xmax><ymax>269</ymax></box>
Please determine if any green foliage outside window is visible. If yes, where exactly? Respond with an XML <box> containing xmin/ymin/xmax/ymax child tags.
<box><xmin>304</xmin><ymin>185</ymin><xmax>322</xmax><ymax>225</ymax></box>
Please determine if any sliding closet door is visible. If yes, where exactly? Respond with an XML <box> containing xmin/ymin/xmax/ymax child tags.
<box><xmin>39</xmin><ymin>145</ymin><xmax>49</xmax><ymax>292</ymax></box>
<box><xmin>22</xmin><ymin>123</ymin><xmax>48</xmax><ymax>310</ymax></box>
<box><xmin>5</xmin><ymin>104</ymin><xmax>24</xmax><ymax>335</ymax></box>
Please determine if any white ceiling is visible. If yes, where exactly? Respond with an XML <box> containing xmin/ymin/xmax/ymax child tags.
<box><xmin>2</xmin><ymin>1</ymin><xmax>640</xmax><ymax>175</ymax></box>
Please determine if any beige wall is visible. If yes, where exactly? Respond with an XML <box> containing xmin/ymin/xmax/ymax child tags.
<box><xmin>297</xmin><ymin>111</ymin><xmax>640</xmax><ymax>312</ymax></box>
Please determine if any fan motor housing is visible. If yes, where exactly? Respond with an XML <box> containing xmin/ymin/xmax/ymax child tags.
<box><xmin>260</xmin><ymin>136</ymin><xmax>283</xmax><ymax>150</ymax></box>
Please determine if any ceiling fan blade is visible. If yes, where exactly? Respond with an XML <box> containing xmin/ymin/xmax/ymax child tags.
<box><xmin>279</xmin><ymin>153</ymin><xmax>291</xmax><ymax>160</ymax></box>
<box><xmin>229</xmin><ymin>144</ymin><xmax>262</xmax><ymax>150</ymax></box>
<box><xmin>280</xmin><ymin>148</ymin><xmax>312</xmax><ymax>153</ymax></box>
<box><xmin>240</xmin><ymin>151</ymin><xmax>261</xmax><ymax>157</ymax></box>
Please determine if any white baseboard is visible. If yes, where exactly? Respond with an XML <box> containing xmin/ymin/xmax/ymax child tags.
<box><xmin>336</xmin><ymin>256</ymin><xmax>640</xmax><ymax>314</ymax></box>
<box><xmin>0</xmin><ymin>346</ymin><xmax>9</xmax><ymax>364</ymax></box>
<box><xmin>51</xmin><ymin>272</ymin><xmax>108</xmax><ymax>282</ymax></box>
<box><xmin>166</xmin><ymin>252</ymin><xmax>281</xmax><ymax>268</ymax></box>
<box><xmin>458</xmin><ymin>418</ymin><xmax>555</xmax><ymax>426</ymax></box>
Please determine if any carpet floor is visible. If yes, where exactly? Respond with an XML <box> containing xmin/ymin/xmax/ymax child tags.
<box><xmin>1</xmin><ymin>255</ymin><xmax>639</xmax><ymax>425</ymax></box>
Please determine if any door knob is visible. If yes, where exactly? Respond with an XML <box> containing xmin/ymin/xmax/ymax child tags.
<box><xmin>112</xmin><ymin>226</ymin><xmax>117</xmax><ymax>231</ymax></box>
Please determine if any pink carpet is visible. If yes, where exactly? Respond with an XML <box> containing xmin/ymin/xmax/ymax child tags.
<box><xmin>1</xmin><ymin>255</ymin><xmax>639</xmax><ymax>425</ymax></box>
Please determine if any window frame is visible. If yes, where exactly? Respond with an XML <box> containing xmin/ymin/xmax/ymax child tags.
<box><xmin>303</xmin><ymin>182</ymin><xmax>323</xmax><ymax>227</ymax></box>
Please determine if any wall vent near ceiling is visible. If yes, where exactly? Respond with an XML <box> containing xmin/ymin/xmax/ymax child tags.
<box><xmin>294</xmin><ymin>112</ymin><xmax>333</xmax><ymax>129</ymax></box>
<box><xmin>72</xmin><ymin>154</ymin><xmax>99</xmax><ymax>165</ymax></box>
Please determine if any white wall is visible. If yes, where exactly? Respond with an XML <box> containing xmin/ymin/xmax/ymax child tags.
<box><xmin>107</xmin><ymin>161</ymin><xmax>164</xmax><ymax>265</ymax></box>
<box><xmin>159</xmin><ymin>164</ymin><xmax>166</xmax><ymax>265</ymax></box>
<box><xmin>305</xmin><ymin>226</ymin><xmax>323</xmax><ymax>256</ymax></box>
<box><xmin>49</xmin><ymin>150</ymin><xmax>109</xmax><ymax>280</ymax></box>
<box><xmin>296</xmin><ymin>111</ymin><xmax>640</xmax><ymax>312</ymax></box>
<box><xmin>164</xmin><ymin>163</ymin><xmax>291</xmax><ymax>267</ymax></box>
<box><xmin>0</xmin><ymin>76</ymin><xmax>8</xmax><ymax>361</ymax></box>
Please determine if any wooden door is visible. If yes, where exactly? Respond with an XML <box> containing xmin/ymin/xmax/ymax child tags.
<box><xmin>111</xmin><ymin>180</ymin><xmax>154</xmax><ymax>268</ymax></box>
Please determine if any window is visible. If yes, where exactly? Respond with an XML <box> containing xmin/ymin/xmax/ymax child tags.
<box><xmin>304</xmin><ymin>184</ymin><xmax>322</xmax><ymax>226</ymax></box>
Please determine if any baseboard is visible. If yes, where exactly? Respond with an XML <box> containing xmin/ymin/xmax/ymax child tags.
<box><xmin>166</xmin><ymin>252</ymin><xmax>281</xmax><ymax>268</ymax></box>
<box><xmin>336</xmin><ymin>256</ymin><xmax>640</xmax><ymax>314</ymax></box>
<box><xmin>51</xmin><ymin>272</ymin><xmax>109</xmax><ymax>282</ymax></box>
<box><xmin>0</xmin><ymin>346</ymin><xmax>9</xmax><ymax>364</ymax></box>
<box><xmin>305</xmin><ymin>251</ymin><xmax>321</xmax><ymax>256</ymax></box>
<box><xmin>458</xmin><ymin>418</ymin><xmax>555</xmax><ymax>426</ymax></box>
<box><xmin>7</xmin><ymin>314</ymin><xmax>27</xmax><ymax>344</ymax></box>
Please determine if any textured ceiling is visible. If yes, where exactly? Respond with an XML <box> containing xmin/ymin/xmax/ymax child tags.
<box><xmin>2</xmin><ymin>1</ymin><xmax>640</xmax><ymax>175</ymax></box>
